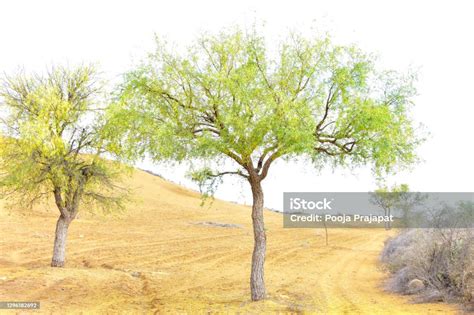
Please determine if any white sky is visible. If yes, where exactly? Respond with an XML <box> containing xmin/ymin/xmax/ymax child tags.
<box><xmin>1</xmin><ymin>0</ymin><xmax>473</xmax><ymax>210</ymax></box>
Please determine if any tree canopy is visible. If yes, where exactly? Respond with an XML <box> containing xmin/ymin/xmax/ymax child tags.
<box><xmin>111</xmin><ymin>30</ymin><xmax>420</xmax><ymax>181</ymax></box>
<box><xmin>0</xmin><ymin>66</ymin><xmax>128</xmax><ymax>216</ymax></box>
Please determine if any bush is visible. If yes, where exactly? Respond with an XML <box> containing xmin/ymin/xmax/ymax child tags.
<box><xmin>381</xmin><ymin>228</ymin><xmax>473</xmax><ymax>310</ymax></box>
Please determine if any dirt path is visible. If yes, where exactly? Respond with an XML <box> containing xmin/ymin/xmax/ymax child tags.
<box><xmin>312</xmin><ymin>231</ymin><xmax>454</xmax><ymax>314</ymax></box>
<box><xmin>0</xmin><ymin>171</ymin><xmax>459</xmax><ymax>314</ymax></box>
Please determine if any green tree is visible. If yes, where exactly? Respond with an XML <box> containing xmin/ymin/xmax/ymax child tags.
<box><xmin>371</xmin><ymin>184</ymin><xmax>427</xmax><ymax>228</ymax></box>
<box><xmin>111</xmin><ymin>29</ymin><xmax>421</xmax><ymax>301</ymax></box>
<box><xmin>0</xmin><ymin>66</ymin><xmax>128</xmax><ymax>267</ymax></box>
<box><xmin>395</xmin><ymin>185</ymin><xmax>426</xmax><ymax>227</ymax></box>
<box><xmin>371</xmin><ymin>184</ymin><xmax>410</xmax><ymax>229</ymax></box>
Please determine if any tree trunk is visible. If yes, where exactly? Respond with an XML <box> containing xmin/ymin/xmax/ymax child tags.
<box><xmin>387</xmin><ymin>208</ymin><xmax>392</xmax><ymax>230</ymax></box>
<box><xmin>51</xmin><ymin>215</ymin><xmax>71</xmax><ymax>267</ymax></box>
<box><xmin>249</xmin><ymin>178</ymin><xmax>266</xmax><ymax>301</ymax></box>
<box><xmin>384</xmin><ymin>209</ymin><xmax>389</xmax><ymax>230</ymax></box>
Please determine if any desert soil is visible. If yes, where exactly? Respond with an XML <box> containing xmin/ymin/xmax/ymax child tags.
<box><xmin>0</xmin><ymin>170</ymin><xmax>458</xmax><ymax>314</ymax></box>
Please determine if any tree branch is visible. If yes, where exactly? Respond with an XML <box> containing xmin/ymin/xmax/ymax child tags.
<box><xmin>259</xmin><ymin>150</ymin><xmax>284</xmax><ymax>180</ymax></box>
<box><xmin>207</xmin><ymin>170</ymin><xmax>249</xmax><ymax>179</ymax></box>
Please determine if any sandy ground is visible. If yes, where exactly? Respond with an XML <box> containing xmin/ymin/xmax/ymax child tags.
<box><xmin>0</xmin><ymin>170</ymin><xmax>459</xmax><ymax>314</ymax></box>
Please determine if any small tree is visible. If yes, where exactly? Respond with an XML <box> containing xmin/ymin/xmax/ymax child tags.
<box><xmin>371</xmin><ymin>184</ymin><xmax>409</xmax><ymax>229</ymax></box>
<box><xmin>371</xmin><ymin>184</ymin><xmax>426</xmax><ymax>228</ymax></box>
<box><xmin>396</xmin><ymin>186</ymin><xmax>426</xmax><ymax>227</ymax></box>
<box><xmin>0</xmin><ymin>66</ymin><xmax>128</xmax><ymax>267</ymax></box>
<box><xmin>112</xmin><ymin>29</ymin><xmax>421</xmax><ymax>301</ymax></box>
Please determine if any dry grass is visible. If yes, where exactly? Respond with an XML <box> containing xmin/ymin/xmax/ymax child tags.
<box><xmin>382</xmin><ymin>228</ymin><xmax>473</xmax><ymax>310</ymax></box>
<box><xmin>0</xmin><ymin>170</ymin><xmax>459</xmax><ymax>314</ymax></box>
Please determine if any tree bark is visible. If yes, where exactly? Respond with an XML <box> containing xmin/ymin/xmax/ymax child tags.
<box><xmin>387</xmin><ymin>208</ymin><xmax>392</xmax><ymax>230</ymax></box>
<box><xmin>51</xmin><ymin>215</ymin><xmax>71</xmax><ymax>267</ymax></box>
<box><xmin>249</xmin><ymin>177</ymin><xmax>266</xmax><ymax>301</ymax></box>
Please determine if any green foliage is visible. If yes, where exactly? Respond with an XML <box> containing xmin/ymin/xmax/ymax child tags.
<box><xmin>0</xmin><ymin>66</ymin><xmax>130</xmax><ymax>215</ymax></box>
<box><xmin>371</xmin><ymin>184</ymin><xmax>410</xmax><ymax>210</ymax></box>
<box><xmin>112</xmin><ymin>28</ymin><xmax>422</xmax><ymax>189</ymax></box>
<box><xmin>371</xmin><ymin>184</ymin><xmax>428</xmax><ymax>227</ymax></box>
<box><xmin>187</xmin><ymin>166</ymin><xmax>221</xmax><ymax>204</ymax></box>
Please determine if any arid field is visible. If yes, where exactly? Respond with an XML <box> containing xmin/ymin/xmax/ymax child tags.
<box><xmin>0</xmin><ymin>170</ymin><xmax>459</xmax><ymax>314</ymax></box>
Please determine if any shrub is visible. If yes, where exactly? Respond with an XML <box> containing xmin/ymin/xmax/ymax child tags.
<box><xmin>381</xmin><ymin>228</ymin><xmax>473</xmax><ymax>310</ymax></box>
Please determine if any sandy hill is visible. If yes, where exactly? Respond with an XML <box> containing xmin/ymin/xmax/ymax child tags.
<box><xmin>0</xmin><ymin>170</ymin><xmax>457</xmax><ymax>313</ymax></box>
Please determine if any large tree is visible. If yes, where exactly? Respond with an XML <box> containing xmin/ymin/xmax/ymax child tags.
<box><xmin>0</xmin><ymin>66</ymin><xmax>128</xmax><ymax>267</ymax></box>
<box><xmin>111</xmin><ymin>29</ymin><xmax>421</xmax><ymax>301</ymax></box>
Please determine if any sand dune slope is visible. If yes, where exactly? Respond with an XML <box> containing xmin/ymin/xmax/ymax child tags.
<box><xmin>0</xmin><ymin>170</ymin><xmax>458</xmax><ymax>314</ymax></box>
